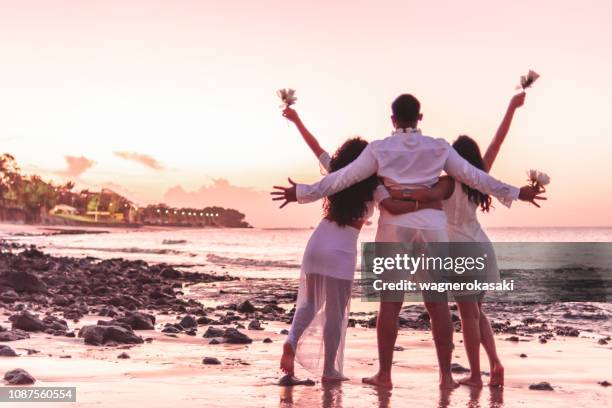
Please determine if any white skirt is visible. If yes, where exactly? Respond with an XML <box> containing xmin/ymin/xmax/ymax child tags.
<box><xmin>287</xmin><ymin>219</ymin><xmax>358</xmax><ymax>379</ymax></box>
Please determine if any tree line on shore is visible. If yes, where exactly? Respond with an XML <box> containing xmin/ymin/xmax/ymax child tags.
<box><xmin>0</xmin><ymin>153</ymin><xmax>250</xmax><ymax>228</ymax></box>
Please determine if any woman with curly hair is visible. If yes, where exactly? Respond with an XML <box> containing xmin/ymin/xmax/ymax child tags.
<box><xmin>278</xmin><ymin>107</ymin><xmax>442</xmax><ymax>382</ymax></box>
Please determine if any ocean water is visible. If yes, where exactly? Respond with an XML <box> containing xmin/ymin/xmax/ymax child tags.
<box><xmin>2</xmin><ymin>225</ymin><xmax>612</xmax><ymax>279</ymax></box>
<box><xmin>2</xmin><ymin>224</ymin><xmax>611</xmax><ymax>334</ymax></box>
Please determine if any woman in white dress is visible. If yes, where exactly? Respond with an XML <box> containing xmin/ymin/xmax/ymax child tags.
<box><xmin>277</xmin><ymin>107</ymin><xmax>443</xmax><ymax>382</ymax></box>
<box><xmin>390</xmin><ymin>92</ymin><xmax>527</xmax><ymax>387</ymax></box>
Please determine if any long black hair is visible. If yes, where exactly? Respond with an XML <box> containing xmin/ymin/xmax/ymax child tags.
<box><xmin>324</xmin><ymin>138</ymin><xmax>379</xmax><ymax>226</ymax></box>
<box><xmin>452</xmin><ymin>135</ymin><xmax>492</xmax><ymax>212</ymax></box>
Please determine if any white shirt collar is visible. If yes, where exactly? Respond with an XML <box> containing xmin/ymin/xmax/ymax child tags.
<box><xmin>392</xmin><ymin>128</ymin><xmax>421</xmax><ymax>136</ymax></box>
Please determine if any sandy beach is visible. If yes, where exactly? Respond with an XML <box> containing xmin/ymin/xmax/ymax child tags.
<box><xmin>0</xmin><ymin>232</ymin><xmax>610</xmax><ymax>408</ymax></box>
<box><xmin>1</xmin><ymin>315</ymin><xmax>611</xmax><ymax>408</ymax></box>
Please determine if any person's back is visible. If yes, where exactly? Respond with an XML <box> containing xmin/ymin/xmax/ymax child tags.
<box><xmin>443</xmin><ymin>180</ymin><xmax>489</xmax><ymax>242</ymax></box>
<box><xmin>371</xmin><ymin>128</ymin><xmax>452</xmax><ymax>231</ymax></box>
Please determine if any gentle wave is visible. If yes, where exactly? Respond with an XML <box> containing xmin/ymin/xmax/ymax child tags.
<box><xmin>206</xmin><ymin>253</ymin><xmax>300</xmax><ymax>269</ymax></box>
<box><xmin>59</xmin><ymin>246</ymin><xmax>194</xmax><ymax>256</ymax></box>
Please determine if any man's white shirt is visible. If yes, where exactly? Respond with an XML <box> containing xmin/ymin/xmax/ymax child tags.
<box><xmin>296</xmin><ymin>129</ymin><xmax>520</xmax><ymax>230</ymax></box>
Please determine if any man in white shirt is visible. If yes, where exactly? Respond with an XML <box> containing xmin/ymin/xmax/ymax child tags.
<box><xmin>272</xmin><ymin>94</ymin><xmax>544</xmax><ymax>389</ymax></box>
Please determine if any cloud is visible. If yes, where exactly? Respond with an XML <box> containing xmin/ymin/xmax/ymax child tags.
<box><xmin>61</xmin><ymin>155</ymin><xmax>96</xmax><ymax>178</ymax></box>
<box><xmin>114</xmin><ymin>151</ymin><xmax>164</xmax><ymax>170</ymax></box>
<box><xmin>163</xmin><ymin>178</ymin><xmax>323</xmax><ymax>228</ymax></box>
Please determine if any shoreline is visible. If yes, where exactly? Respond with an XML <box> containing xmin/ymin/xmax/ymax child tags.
<box><xmin>0</xmin><ymin>244</ymin><xmax>610</xmax><ymax>407</ymax></box>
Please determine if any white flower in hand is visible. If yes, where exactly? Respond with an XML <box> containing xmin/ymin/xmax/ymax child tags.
<box><xmin>527</xmin><ymin>169</ymin><xmax>551</xmax><ymax>190</ymax></box>
<box><xmin>536</xmin><ymin>171</ymin><xmax>550</xmax><ymax>187</ymax></box>
<box><xmin>519</xmin><ymin>70</ymin><xmax>540</xmax><ymax>90</ymax></box>
<box><xmin>277</xmin><ymin>88</ymin><xmax>297</xmax><ymax>107</ymax></box>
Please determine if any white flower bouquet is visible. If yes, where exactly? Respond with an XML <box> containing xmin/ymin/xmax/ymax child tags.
<box><xmin>518</xmin><ymin>70</ymin><xmax>540</xmax><ymax>90</ymax></box>
<box><xmin>277</xmin><ymin>88</ymin><xmax>297</xmax><ymax>107</ymax></box>
<box><xmin>527</xmin><ymin>169</ymin><xmax>551</xmax><ymax>191</ymax></box>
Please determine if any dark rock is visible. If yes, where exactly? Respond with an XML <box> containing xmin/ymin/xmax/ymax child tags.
<box><xmin>4</xmin><ymin>368</ymin><xmax>35</xmax><ymax>385</ymax></box>
<box><xmin>117</xmin><ymin>352</ymin><xmax>130</xmax><ymax>359</ymax></box>
<box><xmin>597</xmin><ymin>338</ymin><xmax>608</xmax><ymax>345</ymax></box>
<box><xmin>209</xmin><ymin>339</ymin><xmax>220</xmax><ymax>345</ymax></box>
<box><xmin>0</xmin><ymin>345</ymin><xmax>17</xmax><ymax>357</ymax></box>
<box><xmin>450</xmin><ymin>363</ymin><xmax>470</xmax><ymax>374</ymax></box>
<box><xmin>278</xmin><ymin>374</ymin><xmax>315</xmax><ymax>386</ymax></box>
<box><xmin>261</xmin><ymin>304</ymin><xmax>284</xmax><ymax>314</ymax></box>
<box><xmin>393</xmin><ymin>346</ymin><xmax>405</xmax><ymax>351</ymax></box>
<box><xmin>0</xmin><ymin>290</ymin><xmax>18</xmax><ymax>303</ymax></box>
<box><xmin>0</xmin><ymin>330</ymin><xmax>30</xmax><ymax>342</ymax></box>
<box><xmin>263</xmin><ymin>338</ymin><xmax>273</xmax><ymax>343</ymax></box>
<box><xmin>237</xmin><ymin>300</ymin><xmax>256</xmax><ymax>314</ymax></box>
<box><xmin>202</xmin><ymin>357</ymin><xmax>221</xmax><ymax>365</ymax></box>
<box><xmin>520</xmin><ymin>353</ymin><xmax>528</xmax><ymax>358</ymax></box>
<box><xmin>21</xmin><ymin>247</ymin><xmax>44</xmax><ymax>258</ymax></box>
<box><xmin>78</xmin><ymin>324</ymin><xmax>143</xmax><ymax>346</ymax></box>
<box><xmin>222</xmin><ymin>328</ymin><xmax>252</xmax><ymax>344</ymax></box>
<box><xmin>161</xmin><ymin>325</ymin><xmax>181</xmax><ymax>334</ymax></box>
<box><xmin>160</xmin><ymin>267</ymin><xmax>182</xmax><ymax>279</ymax></box>
<box><xmin>280</xmin><ymin>329</ymin><xmax>289</xmax><ymax>335</ymax></box>
<box><xmin>598</xmin><ymin>380</ymin><xmax>611</xmax><ymax>387</ymax></box>
<box><xmin>179</xmin><ymin>315</ymin><xmax>197</xmax><ymax>329</ymax></box>
<box><xmin>10</xmin><ymin>311</ymin><xmax>46</xmax><ymax>332</ymax></box>
<box><xmin>98</xmin><ymin>320</ymin><xmax>132</xmax><ymax>331</ymax></box>
<box><xmin>3</xmin><ymin>271</ymin><xmax>48</xmax><ymax>293</ymax></box>
<box><xmin>42</xmin><ymin>316</ymin><xmax>69</xmax><ymax>332</ymax></box>
<box><xmin>117</xmin><ymin>312</ymin><xmax>155</xmax><ymax>330</ymax></box>
<box><xmin>53</xmin><ymin>295</ymin><xmax>70</xmax><ymax>306</ymax></box>
<box><xmin>554</xmin><ymin>326</ymin><xmax>579</xmax><ymax>337</ymax></box>
<box><xmin>196</xmin><ymin>316</ymin><xmax>213</xmax><ymax>325</ymax></box>
<box><xmin>203</xmin><ymin>327</ymin><xmax>224</xmax><ymax>338</ymax></box>
<box><xmin>248</xmin><ymin>319</ymin><xmax>264</xmax><ymax>331</ymax></box>
<box><xmin>505</xmin><ymin>336</ymin><xmax>520</xmax><ymax>342</ymax></box>
<box><xmin>529</xmin><ymin>382</ymin><xmax>554</xmax><ymax>391</ymax></box>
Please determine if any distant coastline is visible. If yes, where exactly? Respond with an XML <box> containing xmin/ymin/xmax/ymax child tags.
<box><xmin>1</xmin><ymin>153</ymin><xmax>251</xmax><ymax>229</ymax></box>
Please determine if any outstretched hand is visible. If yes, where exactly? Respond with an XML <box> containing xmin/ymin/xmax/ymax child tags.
<box><xmin>282</xmin><ymin>107</ymin><xmax>300</xmax><ymax>123</ymax></box>
<box><xmin>510</xmin><ymin>92</ymin><xmax>526</xmax><ymax>109</ymax></box>
<box><xmin>518</xmin><ymin>185</ymin><xmax>547</xmax><ymax>208</ymax></box>
<box><xmin>271</xmin><ymin>178</ymin><xmax>298</xmax><ymax>209</ymax></box>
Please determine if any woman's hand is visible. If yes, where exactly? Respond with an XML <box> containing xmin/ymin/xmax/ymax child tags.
<box><xmin>282</xmin><ymin>107</ymin><xmax>300</xmax><ymax>123</ymax></box>
<box><xmin>509</xmin><ymin>92</ymin><xmax>526</xmax><ymax>110</ymax></box>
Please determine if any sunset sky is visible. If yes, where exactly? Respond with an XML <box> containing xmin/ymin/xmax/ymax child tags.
<box><xmin>1</xmin><ymin>0</ymin><xmax>611</xmax><ymax>228</ymax></box>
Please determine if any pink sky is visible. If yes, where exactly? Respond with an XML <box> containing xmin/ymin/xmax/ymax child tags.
<box><xmin>1</xmin><ymin>0</ymin><xmax>611</xmax><ymax>227</ymax></box>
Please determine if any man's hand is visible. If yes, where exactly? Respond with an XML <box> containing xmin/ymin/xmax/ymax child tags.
<box><xmin>509</xmin><ymin>92</ymin><xmax>526</xmax><ymax>110</ymax></box>
<box><xmin>282</xmin><ymin>107</ymin><xmax>300</xmax><ymax>124</ymax></box>
<box><xmin>518</xmin><ymin>185</ymin><xmax>547</xmax><ymax>207</ymax></box>
<box><xmin>271</xmin><ymin>178</ymin><xmax>298</xmax><ymax>209</ymax></box>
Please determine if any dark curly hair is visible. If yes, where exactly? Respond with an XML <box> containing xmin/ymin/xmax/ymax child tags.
<box><xmin>452</xmin><ymin>135</ymin><xmax>492</xmax><ymax>212</ymax></box>
<box><xmin>323</xmin><ymin>138</ymin><xmax>379</xmax><ymax>226</ymax></box>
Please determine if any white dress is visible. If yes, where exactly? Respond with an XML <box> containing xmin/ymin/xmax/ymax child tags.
<box><xmin>443</xmin><ymin>181</ymin><xmax>500</xmax><ymax>289</ymax></box>
<box><xmin>288</xmin><ymin>151</ymin><xmax>383</xmax><ymax>379</ymax></box>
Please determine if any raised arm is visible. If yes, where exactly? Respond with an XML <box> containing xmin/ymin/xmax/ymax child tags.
<box><xmin>282</xmin><ymin>107</ymin><xmax>326</xmax><ymax>159</ymax></box>
<box><xmin>483</xmin><ymin>92</ymin><xmax>525</xmax><ymax>172</ymax></box>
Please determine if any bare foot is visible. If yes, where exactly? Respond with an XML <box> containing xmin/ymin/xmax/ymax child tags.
<box><xmin>322</xmin><ymin>375</ymin><xmax>349</xmax><ymax>383</ymax></box>
<box><xmin>322</xmin><ymin>369</ymin><xmax>349</xmax><ymax>383</ymax></box>
<box><xmin>280</xmin><ymin>342</ymin><xmax>295</xmax><ymax>376</ymax></box>
<box><xmin>439</xmin><ymin>376</ymin><xmax>460</xmax><ymax>390</ymax></box>
<box><xmin>362</xmin><ymin>373</ymin><xmax>393</xmax><ymax>389</ymax></box>
<box><xmin>488</xmin><ymin>364</ymin><xmax>504</xmax><ymax>387</ymax></box>
<box><xmin>458</xmin><ymin>376</ymin><xmax>483</xmax><ymax>388</ymax></box>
